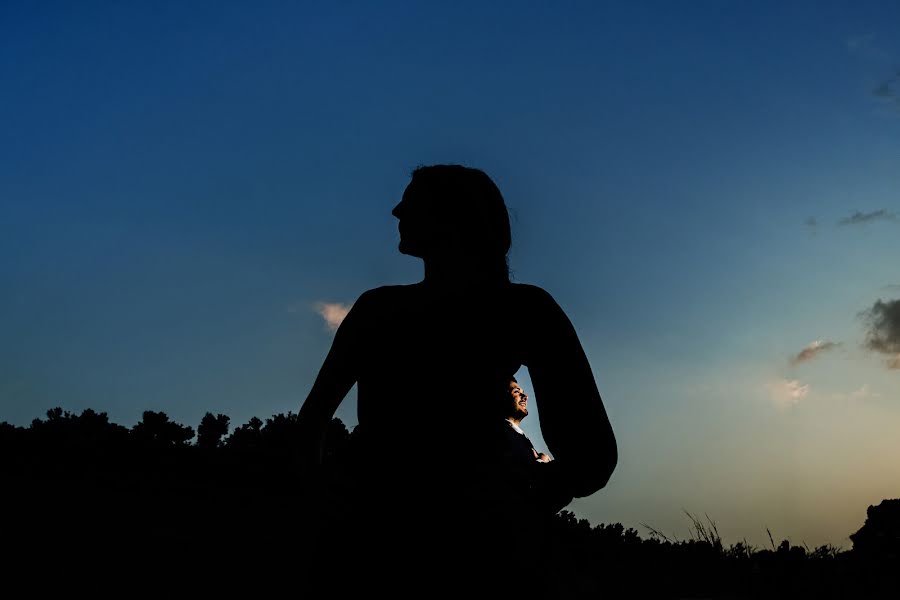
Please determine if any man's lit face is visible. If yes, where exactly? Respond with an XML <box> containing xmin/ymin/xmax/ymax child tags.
<box><xmin>509</xmin><ymin>381</ymin><xmax>528</xmax><ymax>420</ymax></box>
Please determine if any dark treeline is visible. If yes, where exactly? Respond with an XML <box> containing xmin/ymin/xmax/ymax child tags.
<box><xmin>2</xmin><ymin>408</ymin><xmax>897</xmax><ymax>597</ymax></box>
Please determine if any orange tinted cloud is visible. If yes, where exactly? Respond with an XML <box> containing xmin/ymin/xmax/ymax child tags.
<box><xmin>789</xmin><ymin>340</ymin><xmax>840</xmax><ymax>366</ymax></box>
<box><xmin>314</xmin><ymin>302</ymin><xmax>352</xmax><ymax>331</ymax></box>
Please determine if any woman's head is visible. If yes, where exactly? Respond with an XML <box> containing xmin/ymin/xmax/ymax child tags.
<box><xmin>392</xmin><ymin>165</ymin><xmax>511</xmax><ymax>280</ymax></box>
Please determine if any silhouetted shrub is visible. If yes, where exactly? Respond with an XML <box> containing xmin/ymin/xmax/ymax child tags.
<box><xmin>132</xmin><ymin>410</ymin><xmax>195</xmax><ymax>447</ymax></box>
<box><xmin>850</xmin><ymin>498</ymin><xmax>900</xmax><ymax>559</ymax></box>
<box><xmin>197</xmin><ymin>412</ymin><xmax>230</xmax><ymax>449</ymax></box>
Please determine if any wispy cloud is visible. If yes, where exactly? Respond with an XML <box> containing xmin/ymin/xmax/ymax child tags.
<box><xmin>873</xmin><ymin>69</ymin><xmax>900</xmax><ymax>111</ymax></box>
<box><xmin>768</xmin><ymin>378</ymin><xmax>809</xmax><ymax>409</ymax></box>
<box><xmin>846</xmin><ymin>33</ymin><xmax>876</xmax><ymax>51</ymax></box>
<box><xmin>851</xmin><ymin>384</ymin><xmax>878</xmax><ymax>400</ymax></box>
<box><xmin>845</xmin><ymin>34</ymin><xmax>898</xmax><ymax>110</ymax></box>
<box><xmin>804</xmin><ymin>216</ymin><xmax>817</xmax><ymax>235</ymax></box>
<box><xmin>846</xmin><ymin>33</ymin><xmax>892</xmax><ymax>61</ymax></box>
<box><xmin>837</xmin><ymin>209</ymin><xmax>897</xmax><ymax>226</ymax></box>
<box><xmin>835</xmin><ymin>384</ymin><xmax>881</xmax><ymax>402</ymax></box>
<box><xmin>860</xmin><ymin>298</ymin><xmax>900</xmax><ymax>368</ymax></box>
<box><xmin>790</xmin><ymin>340</ymin><xmax>840</xmax><ymax>365</ymax></box>
<box><xmin>314</xmin><ymin>302</ymin><xmax>352</xmax><ymax>331</ymax></box>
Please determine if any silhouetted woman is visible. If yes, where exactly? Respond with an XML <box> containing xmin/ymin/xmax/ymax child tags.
<box><xmin>297</xmin><ymin>165</ymin><xmax>616</xmax><ymax>592</ymax></box>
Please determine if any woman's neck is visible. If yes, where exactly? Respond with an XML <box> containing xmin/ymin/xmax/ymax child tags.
<box><xmin>422</xmin><ymin>257</ymin><xmax>508</xmax><ymax>289</ymax></box>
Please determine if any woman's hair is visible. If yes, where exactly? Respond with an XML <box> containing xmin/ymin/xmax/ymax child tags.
<box><xmin>409</xmin><ymin>164</ymin><xmax>511</xmax><ymax>281</ymax></box>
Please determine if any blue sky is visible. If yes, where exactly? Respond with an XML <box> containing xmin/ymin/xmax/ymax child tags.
<box><xmin>3</xmin><ymin>1</ymin><xmax>899</xmax><ymax>547</ymax></box>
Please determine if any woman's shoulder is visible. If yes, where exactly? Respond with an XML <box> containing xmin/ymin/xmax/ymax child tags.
<box><xmin>352</xmin><ymin>283</ymin><xmax>422</xmax><ymax>310</ymax></box>
<box><xmin>357</xmin><ymin>282</ymin><xmax>561</xmax><ymax>312</ymax></box>
<box><xmin>508</xmin><ymin>282</ymin><xmax>560</xmax><ymax>308</ymax></box>
<box><xmin>507</xmin><ymin>284</ymin><xmax>574</xmax><ymax>339</ymax></box>
<box><xmin>359</xmin><ymin>283</ymin><xmax>420</xmax><ymax>299</ymax></box>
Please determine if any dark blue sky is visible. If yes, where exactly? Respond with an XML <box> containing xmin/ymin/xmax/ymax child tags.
<box><xmin>3</xmin><ymin>1</ymin><xmax>900</xmax><ymax>546</ymax></box>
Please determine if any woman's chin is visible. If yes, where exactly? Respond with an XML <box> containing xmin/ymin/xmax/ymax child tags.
<box><xmin>398</xmin><ymin>241</ymin><xmax>424</xmax><ymax>258</ymax></box>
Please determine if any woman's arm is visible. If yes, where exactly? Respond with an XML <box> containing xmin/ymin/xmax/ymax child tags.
<box><xmin>525</xmin><ymin>287</ymin><xmax>617</xmax><ymax>498</ymax></box>
<box><xmin>297</xmin><ymin>292</ymin><xmax>369</xmax><ymax>468</ymax></box>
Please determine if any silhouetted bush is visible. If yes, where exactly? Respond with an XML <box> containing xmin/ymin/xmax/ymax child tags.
<box><xmin>850</xmin><ymin>498</ymin><xmax>900</xmax><ymax>559</ymax></box>
<box><xmin>131</xmin><ymin>410</ymin><xmax>195</xmax><ymax>447</ymax></box>
<box><xmin>197</xmin><ymin>412</ymin><xmax>230</xmax><ymax>450</ymax></box>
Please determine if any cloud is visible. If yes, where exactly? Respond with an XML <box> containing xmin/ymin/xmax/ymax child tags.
<box><xmin>845</xmin><ymin>36</ymin><xmax>898</xmax><ymax>107</ymax></box>
<box><xmin>789</xmin><ymin>340</ymin><xmax>840</xmax><ymax>365</ymax></box>
<box><xmin>874</xmin><ymin>81</ymin><xmax>895</xmax><ymax>98</ymax></box>
<box><xmin>768</xmin><ymin>378</ymin><xmax>809</xmax><ymax>408</ymax></box>
<box><xmin>846</xmin><ymin>33</ymin><xmax>876</xmax><ymax>52</ymax></box>
<box><xmin>837</xmin><ymin>209</ymin><xmax>897</xmax><ymax>226</ymax></box>
<box><xmin>851</xmin><ymin>384</ymin><xmax>878</xmax><ymax>400</ymax></box>
<box><xmin>834</xmin><ymin>384</ymin><xmax>882</xmax><ymax>402</ymax></box>
<box><xmin>314</xmin><ymin>302</ymin><xmax>352</xmax><ymax>331</ymax></box>
<box><xmin>872</xmin><ymin>69</ymin><xmax>900</xmax><ymax>111</ymax></box>
<box><xmin>860</xmin><ymin>298</ymin><xmax>900</xmax><ymax>368</ymax></box>
<box><xmin>846</xmin><ymin>33</ymin><xmax>892</xmax><ymax>62</ymax></box>
<box><xmin>804</xmin><ymin>216</ymin><xmax>817</xmax><ymax>235</ymax></box>
<box><xmin>882</xmin><ymin>284</ymin><xmax>900</xmax><ymax>291</ymax></box>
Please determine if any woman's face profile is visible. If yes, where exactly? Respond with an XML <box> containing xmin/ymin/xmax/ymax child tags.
<box><xmin>392</xmin><ymin>182</ymin><xmax>434</xmax><ymax>258</ymax></box>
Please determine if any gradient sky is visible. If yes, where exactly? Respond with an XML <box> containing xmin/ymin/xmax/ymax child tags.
<box><xmin>3</xmin><ymin>1</ymin><xmax>900</xmax><ymax>548</ymax></box>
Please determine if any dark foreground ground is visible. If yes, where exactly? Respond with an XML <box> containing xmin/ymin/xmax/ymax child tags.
<box><xmin>2</xmin><ymin>409</ymin><xmax>897</xmax><ymax>597</ymax></box>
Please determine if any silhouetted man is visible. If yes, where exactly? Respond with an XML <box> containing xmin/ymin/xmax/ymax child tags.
<box><xmin>504</xmin><ymin>377</ymin><xmax>551</xmax><ymax>464</ymax></box>
<box><xmin>495</xmin><ymin>377</ymin><xmax>575</xmax><ymax>518</ymax></box>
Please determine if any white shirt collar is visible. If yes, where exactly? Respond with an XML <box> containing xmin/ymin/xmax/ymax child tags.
<box><xmin>505</xmin><ymin>418</ymin><xmax>525</xmax><ymax>435</ymax></box>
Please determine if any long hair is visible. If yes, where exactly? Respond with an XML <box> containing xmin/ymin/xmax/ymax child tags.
<box><xmin>408</xmin><ymin>164</ymin><xmax>511</xmax><ymax>282</ymax></box>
